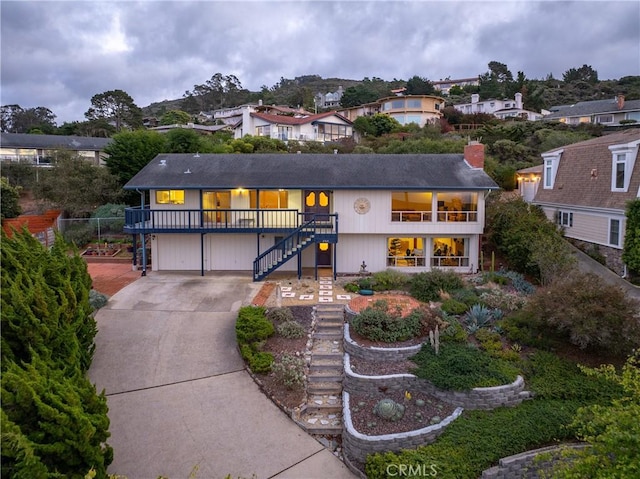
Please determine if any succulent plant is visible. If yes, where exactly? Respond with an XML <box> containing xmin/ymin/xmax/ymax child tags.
<box><xmin>373</xmin><ymin>398</ymin><xmax>405</xmax><ymax>421</ymax></box>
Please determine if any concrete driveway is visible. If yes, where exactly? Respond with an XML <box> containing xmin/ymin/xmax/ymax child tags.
<box><xmin>88</xmin><ymin>272</ymin><xmax>355</xmax><ymax>479</ymax></box>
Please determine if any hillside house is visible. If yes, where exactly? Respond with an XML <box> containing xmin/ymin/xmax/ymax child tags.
<box><xmin>544</xmin><ymin>95</ymin><xmax>640</xmax><ymax>126</ymax></box>
<box><xmin>122</xmin><ymin>143</ymin><xmax>498</xmax><ymax>279</ymax></box>
<box><xmin>0</xmin><ymin>133</ymin><xmax>111</xmax><ymax>166</ymax></box>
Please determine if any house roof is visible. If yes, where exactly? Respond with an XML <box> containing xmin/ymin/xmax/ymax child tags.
<box><xmin>544</xmin><ymin>98</ymin><xmax>640</xmax><ymax>120</ymax></box>
<box><xmin>534</xmin><ymin>130</ymin><xmax>640</xmax><ymax>210</ymax></box>
<box><xmin>124</xmin><ymin>153</ymin><xmax>499</xmax><ymax>191</ymax></box>
<box><xmin>2</xmin><ymin>210</ymin><xmax>61</xmax><ymax>237</ymax></box>
<box><xmin>0</xmin><ymin>132</ymin><xmax>112</xmax><ymax>150</ymax></box>
<box><xmin>516</xmin><ymin>164</ymin><xmax>543</xmax><ymax>175</ymax></box>
<box><xmin>249</xmin><ymin>111</ymin><xmax>352</xmax><ymax>126</ymax></box>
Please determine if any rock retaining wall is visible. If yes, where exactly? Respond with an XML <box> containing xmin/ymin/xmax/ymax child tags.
<box><xmin>344</xmin><ymin>323</ymin><xmax>423</xmax><ymax>361</ymax></box>
<box><xmin>344</xmin><ymin>353</ymin><xmax>530</xmax><ymax>410</ymax></box>
<box><xmin>481</xmin><ymin>443</ymin><xmax>589</xmax><ymax>478</ymax></box>
<box><xmin>342</xmin><ymin>390</ymin><xmax>463</xmax><ymax>464</ymax></box>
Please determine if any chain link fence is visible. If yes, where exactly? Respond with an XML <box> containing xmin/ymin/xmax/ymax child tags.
<box><xmin>59</xmin><ymin>217</ymin><xmax>127</xmax><ymax>248</ymax></box>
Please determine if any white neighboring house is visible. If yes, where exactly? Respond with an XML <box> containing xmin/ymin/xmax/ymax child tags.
<box><xmin>123</xmin><ymin>143</ymin><xmax>498</xmax><ymax>279</ymax></box>
<box><xmin>533</xmin><ymin>130</ymin><xmax>640</xmax><ymax>275</ymax></box>
<box><xmin>453</xmin><ymin>93</ymin><xmax>543</xmax><ymax>121</ymax></box>
<box><xmin>234</xmin><ymin>110</ymin><xmax>354</xmax><ymax>143</ymax></box>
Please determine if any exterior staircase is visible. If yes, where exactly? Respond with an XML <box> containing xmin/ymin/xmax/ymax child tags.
<box><xmin>300</xmin><ymin>303</ymin><xmax>345</xmax><ymax>435</ymax></box>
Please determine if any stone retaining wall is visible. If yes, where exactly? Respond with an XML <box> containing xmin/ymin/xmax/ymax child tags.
<box><xmin>344</xmin><ymin>353</ymin><xmax>530</xmax><ymax>410</ymax></box>
<box><xmin>342</xmin><ymin>390</ymin><xmax>464</xmax><ymax>464</ymax></box>
<box><xmin>481</xmin><ymin>443</ymin><xmax>589</xmax><ymax>478</ymax></box>
<box><xmin>344</xmin><ymin>323</ymin><xmax>423</xmax><ymax>361</ymax></box>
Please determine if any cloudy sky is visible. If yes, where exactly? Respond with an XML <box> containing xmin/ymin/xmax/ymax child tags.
<box><xmin>1</xmin><ymin>0</ymin><xmax>639</xmax><ymax>124</ymax></box>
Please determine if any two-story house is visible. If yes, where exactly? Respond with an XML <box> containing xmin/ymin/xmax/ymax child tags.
<box><xmin>533</xmin><ymin>130</ymin><xmax>640</xmax><ymax>275</ymax></box>
<box><xmin>453</xmin><ymin>93</ymin><xmax>543</xmax><ymax>121</ymax></box>
<box><xmin>234</xmin><ymin>109</ymin><xmax>354</xmax><ymax>143</ymax></box>
<box><xmin>122</xmin><ymin>143</ymin><xmax>498</xmax><ymax>280</ymax></box>
<box><xmin>0</xmin><ymin>133</ymin><xmax>112</xmax><ymax>166</ymax></box>
<box><xmin>544</xmin><ymin>95</ymin><xmax>640</xmax><ymax>126</ymax></box>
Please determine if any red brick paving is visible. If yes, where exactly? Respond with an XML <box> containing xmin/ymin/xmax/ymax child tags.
<box><xmin>87</xmin><ymin>262</ymin><xmax>141</xmax><ymax>297</ymax></box>
<box><xmin>252</xmin><ymin>281</ymin><xmax>276</xmax><ymax>306</ymax></box>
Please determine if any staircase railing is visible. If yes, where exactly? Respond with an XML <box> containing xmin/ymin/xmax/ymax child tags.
<box><xmin>253</xmin><ymin>214</ymin><xmax>337</xmax><ymax>281</ymax></box>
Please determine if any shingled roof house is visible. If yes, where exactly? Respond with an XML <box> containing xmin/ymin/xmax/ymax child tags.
<box><xmin>0</xmin><ymin>132</ymin><xmax>112</xmax><ymax>166</ymax></box>
<box><xmin>533</xmin><ymin>130</ymin><xmax>640</xmax><ymax>275</ymax></box>
<box><xmin>543</xmin><ymin>95</ymin><xmax>640</xmax><ymax>126</ymax></box>
<box><xmin>123</xmin><ymin>143</ymin><xmax>497</xmax><ymax>279</ymax></box>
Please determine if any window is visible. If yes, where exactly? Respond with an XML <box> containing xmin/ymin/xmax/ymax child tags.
<box><xmin>614</xmin><ymin>154</ymin><xmax>626</xmax><ymax>190</ymax></box>
<box><xmin>249</xmin><ymin>190</ymin><xmax>288</xmax><ymax>209</ymax></box>
<box><xmin>542</xmin><ymin>150</ymin><xmax>563</xmax><ymax>189</ymax></box>
<box><xmin>387</xmin><ymin>237</ymin><xmax>425</xmax><ymax>267</ymax></box>
<box><xmin>557</xmin><ymin>211</ymin><xmax>573</xmax><ymax>227</ymax></box>
<box><xmin>317</xmin><ymin>123</ymin><xmax>351</xmax><ymax>141</ymax></box>
<box><xmin>407</xmin><ymin>99</ymin><xmax>422</xmax><ymax>108</ymax></box>
<box><xmin>436</xmin><ymin>192</ymin><xmax>477</xmax><ymax>222</ymax></box>
<box><xmin>596</xmin><ymin>114</ymin><xmax>613</xmax><ymax>124</ymax></box>
<box><xmin>156</xmin><ymin>190</ymin><xmax>185</xmax><ymax>204</ymax></box>
<box><xmin>432</xmin><ymin>237</ymin><xmax>469</xmax><ymax>267</ymax></box>
<box><xmin>277</xmin><ymin>126</ymin><xmax>292</xmax><ymax>141</ymax></box>
<box><xmin>609</xmin><ymin>219</ymin><xmax>621</xmax><ymax>246</ymax></box>
<box><xmin>255</xmin><ymin>125</ymin><xmax>271</xmax><ymax>137</ymax></box>
<box><xmin>392</xmin><ymin>99</ymin><xmax>405</xmax><ymax>109</ymax></box>
<box><xmin>391</xmin><ymin>191</ymin><xmax>432</xmax><ymax>222</ymax></box>
<box><xmin>405</xmin><ymin>115</ymin><xmax>422</xmax><ymax>125</ymax></box>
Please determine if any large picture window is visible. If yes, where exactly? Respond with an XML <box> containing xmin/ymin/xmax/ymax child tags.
<box><xmin>432</xmin><ymin>237</ymin><xmax>469</xmax><ymax>267</ymax></box>
<box><xmin>156</xmin><ymin>190</ymin><xmax>185</xmax><ymax>205</ymax></box>
<box><xmin>391</xmin><ymin>191</ymin><xmax>432</xmax><ymax>221</ymax></box>
<box><xmin>249</xmin><ymin>190</ymin><xmax>288</xmax><ymax>209</ymax></box>
<box><xmin>387</xmin><ymin>237</ymin><xmax>425</xmax><ymax>267</ymax></box>
<box><xmin>436</xmin><ymin>192</ymin><xmax>477</xmax><ymax>222</ymax></box>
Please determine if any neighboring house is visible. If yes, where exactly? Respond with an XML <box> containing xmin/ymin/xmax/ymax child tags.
<box><xmin>122</xmin><ymin>142</ymin><xmax>498</xmax><ymax>280</ymax></box>
<box><xmin>432</xmin><ymin>77</ymin><xmax>480</xmax><ymax>95</ymax></box>
<box><xmin>234</xmin><ymin>110</ymin><xmax>354</xmax><ymax>143</ymax></box>
<box><xmin>453</xmin><ymin>93</ymin><xmax>543</xmax><ymax>121</ymax></box>
<box><xmin>0</xmin><ymin>133</ymin><xmax>111</xmax><ymax>166</ymax></box>
<box><xmin>544</xmin><ymin>95</ymin><xmax>640</xmax><ymax>126</ymax></box>
<box><xmin>533</xmin><ymin>130</ymin><xmax>640</xmax><ymax>275</ymax></box>
<box><xmin>515</xmin><ymin>164</ymin><xmax>543</xmax><ymax>202</ymax></box>
<box><xmin>205</xmin><ymin>103</ymin><xmax>314</xmax><ymax>126</ymax></box>
<box><xmin>149</xmin><ymin>123</ymin><xmax>232</xmax><ymax>135</ymax></box>
<box><xmin>338</xmin><ymin>94</ymin><xmax>445</xmax><ymax>128</ymax></box>
<box><xmin>2</xmin><ymin>209</ymin><xmax>62</xmax><ymax>248</ymax></box>
<box><xmin>315</xmin><ymin>86</ymin><xmax>344</xmax><ymax>109</ymax></box>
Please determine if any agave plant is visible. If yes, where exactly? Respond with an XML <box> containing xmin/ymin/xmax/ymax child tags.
<box><xmin>463</xmin><ymin>303</ymin><xmax>493</xmax><ymax>332</ymax></box>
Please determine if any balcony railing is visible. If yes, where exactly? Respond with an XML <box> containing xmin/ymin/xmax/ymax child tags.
<box><xmin>124</xmin><ymin>207</ymin><xmax>337</xmax><ymax>234</ymax></box>
<box><xmin>390</xmin><ymin>210</ymin><xmax>477</xmax><ymax>222</ymax></box>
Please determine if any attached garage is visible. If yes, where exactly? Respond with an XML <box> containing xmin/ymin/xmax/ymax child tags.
<box><xmin>152</xmin><ymin>234</ymin><xmax>201</xmax><ymax>271</ymax></box>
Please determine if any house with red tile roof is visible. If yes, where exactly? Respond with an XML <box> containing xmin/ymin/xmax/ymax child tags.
<box><xmin>2</xmin><ymin>210</ymin><xmax>62</xmax><ymax>247</ymax></box>
<box><xmin>533</xmin><ymin>130</ymin><xmax>640</xmax><ymax>275</ymax></box>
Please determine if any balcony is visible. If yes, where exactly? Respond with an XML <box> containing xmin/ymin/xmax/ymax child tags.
<box><xmin>124</xmin><ymin>207</ymin><xmax>337</xmax><ymax>237</ymax></box>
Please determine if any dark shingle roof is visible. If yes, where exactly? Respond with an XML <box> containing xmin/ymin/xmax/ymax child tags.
<box><xmin>544</xmin><ymin>98</ymin><xmax>640</xmax><ymax>120</ymax></box>
<box><xmin>534</xmin><ymin>130</ymin><xmax>640</xmax><ymax>210</ymax></box>
<box><xmin>124</xmin><ymin>153</ymin><xmax>498</xmax><ymax>191</ymax></box>
<box><xmin>0</xmin><ymin>132</ymin><xmax>112</xmax><ymax>150</ymax></box>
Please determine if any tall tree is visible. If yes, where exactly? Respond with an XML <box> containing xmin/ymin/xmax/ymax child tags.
<box><xmin>103</xmin><ymin>129</ymin><xmax>167</xmax><ymax>186</ymax></box>
<box><xmin>84</xmin><ymin>89</ymin><xmax>143</xmax><ymax>132</ymax></box>
<box><xmin>622</xmin><ymin>199</ymin><xmax>640</xmax><ymax>275</ymax></box>
<box><xmin>405</xmin><ymin>75</ymin><xmax>435</xmax><ymax>95</ymax></box>
<box><xmin>32</xmin><ymin>152</ymin><xmax>122</xmax><ymax>217</ymax></box>
<box><xmin>340</xmin><ymin>85</ymin><xmax>379</xmax><ymax>108</ymax></box>
<box><xmin>563</xmin><ymin>64</ymin><xmax>599</xmax><ymax>84</ymax></box>
<box><xmin>0</xmin><ymin>105</ymin><xmax>57</xmax><ymax>133</ymax></box>
<box><xmin>160</xmin><ymin>110</ymin><xmax>192</xmax><ymax>125</ymax></box>
<box><xmin>479</xmin><ymin>61</ymin><xmax>514</xmax><ymax>99</ymax></box>
<box><xmin>1</xmin><ymin>177</ymin><xmax>22</xmax><ymax>219</ymax></box>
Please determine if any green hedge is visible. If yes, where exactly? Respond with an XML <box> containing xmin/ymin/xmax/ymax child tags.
<box><xmin>351</xmin><ymin>300</ymin><xmax>422</xmax><ymax>342</ymax></box>
<box><xmin>235</xmin><ymin>306</ymin><xmax>275</xmax><ymax>374</ymax></box>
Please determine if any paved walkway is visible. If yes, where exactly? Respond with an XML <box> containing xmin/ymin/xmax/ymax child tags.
<box><xmin>87</xmin><ymin>268</ymin><xmax>356</xmax><ymax>479</ymax></box>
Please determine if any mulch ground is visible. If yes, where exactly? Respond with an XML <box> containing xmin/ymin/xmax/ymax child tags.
<box><xmin>87</xmin><ymin>262</ymin><xmax>141</xmax><ymax>297</ymax></box>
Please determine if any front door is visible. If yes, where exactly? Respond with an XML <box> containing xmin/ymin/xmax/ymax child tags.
<box><xmin>316</xmin><ymin>243</ymin><xmax>332</xmax><ymax>266</ymax></box>
<box><xmin>303</xmin><ymin>190</ymin><xmax>331</xmax><ymax>222</ymax></box>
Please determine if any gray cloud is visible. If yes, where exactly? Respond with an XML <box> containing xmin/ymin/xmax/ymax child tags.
<box><xmin>2</xmin><ymin>0</ymin><xmax>638</xmax><ymax>124</ymax></box>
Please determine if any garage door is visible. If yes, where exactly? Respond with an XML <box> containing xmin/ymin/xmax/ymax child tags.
<box><xmin>155</xmin><ymin>234</ymin><xmax>201</xmax><ymax>271</ymax></box>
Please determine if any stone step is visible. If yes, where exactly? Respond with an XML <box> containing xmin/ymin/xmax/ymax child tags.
<box><xmin>302</xmin><ymin>413</ymin><xmax>342</xmax><ymax>435</ymax></box>
<box><xmin>305</xmin><ymin>402</ymin><xmax>343</xmax><ymax>414</ymax></box>
<box><xmin>317</xmin><ymin>310</ymin><xmax>344</xmax><ymax>320</ymax></box>
<box><xmin>310</xmin><ymin>352</ymin><xmax>343</xmax><ymax>361</ymax></box>
<box><xmin>305</xmin><ymin>424</ymin><xmax>343</xmax><ymax>435</ymax></box>
<box><xmin>315</xmin><ymin>321</ymin><xmax>343</xmax><ymax>331</ymax></box>
<box><xmin>309</xmin><ymin>359</ymin><xmax>343</xmax><ymax>371</ymax></box>
<box><xmin>314</xmin><ymin>331</ymin><xmax>343</xmax><ymax>340</ymax></box>
<box><xmin>307</xmin><ymin>381</ymin><xmax>343</xmax><ymax>395</ymax></box>
<box><xmin>308</xmin><ymin>371</ymin><xmax>343</xmax><ymax>383</ymax></box>
<box><xmin>311</xmin><ymin>339</ymin><xmax>344</xmax><ymax>353</ymax></box>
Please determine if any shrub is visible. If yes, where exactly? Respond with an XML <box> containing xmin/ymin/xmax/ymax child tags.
<box><xmin>235</xmin><ymin>306</ymin><xmax>274</xmax><ymax>344</ymax></box>
<box><xmin>440</xmin><ymin>298</ymin><xmax>468</xmax><ymax>315</ymax></box>
<box><xmin>497</xmin><ymin>270</ymin><xmax>535</xmax><ymax>295</ymax></box>
<box><xmin>277</xmin><ymin>320</ymin><xmax>306</xmax><ymax>339</ymax></box>
<box><xmin>411</xmin><ymin>341</ymin><xmax>520</xmax><ymax>390</ymax></box>
<box><xmin>266</xmin><ymin>307</ymin><xmax>294</xmax><ymax>324</ymax></box>
<box><xmin>522</xmin><ymin>273</ymin><xmax>640</xmax><ymax>353</ymax></box>
<box><xmin>440</xmin><ymin>317</ymin><xmax>468</xmax><ymax>343</ymax></box>
<box><xmin>451</xmin><ymin>288</ymin><xmax>483</xmax><ymax>307</ymax></box>
<box><xmin>272</xmin><ymin>354</ymin><xmax>306</xmax><ymax>389</ymax></box>
<box><xmin>371</xmin><ymin>269</ymin><xmax>409</xmax><ymax>291</ymax></box>
<box><xmin>249</xmin><ymin>351</ymin><xmax>274</xmax><ymax>374</ymax></box>
<box><xmin>89</xmin><ymin>289</ymin><xmax>109</xmax><ymax>310</ymax></box>
<box><xmin>344</xmin><ymin>282</ymin><xmax>360</xmax><ymax>293</ymax></box>
<box><xmin>410</xmin><ymin>270</ymin><xmax>464</xmax><ymax>302</ymax></box>
<box><xmin>351</xmin><ymin>300</ymin><xmax>421</xmax><ymax>342</ymax></box>
<box><xmin>62</xmin><ymin>222</ymin><xmax>94</xmax><ymax>246</ymax></box>
<box><xmin>479</xmin><ymin>288</ymin><xmax>527</xmax><ymax>312</ymax></box>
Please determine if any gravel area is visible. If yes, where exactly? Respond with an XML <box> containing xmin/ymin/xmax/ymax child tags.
<box><xmin>349</xmin><ymin>389</ymin><xmax>457</xmax><ymax>436</ymax></box>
